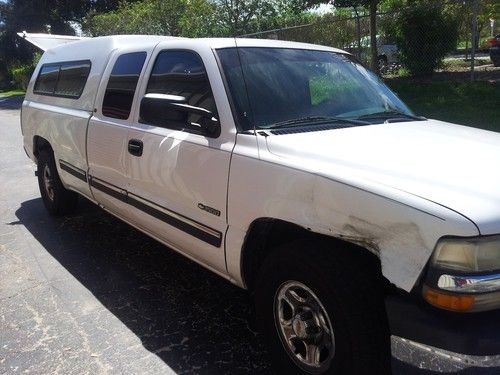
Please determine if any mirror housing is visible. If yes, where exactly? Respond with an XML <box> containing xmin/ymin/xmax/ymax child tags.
<box><xmin>139</xmin><ymin>93</ymin><xmax>220</xmax><ymax>137</ymax></box>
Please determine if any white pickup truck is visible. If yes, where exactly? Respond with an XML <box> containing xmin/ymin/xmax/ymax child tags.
<box><xmin>20</xmin><ymin>34</ymin><xmax>500</xmax><ymax>374</ymax></box>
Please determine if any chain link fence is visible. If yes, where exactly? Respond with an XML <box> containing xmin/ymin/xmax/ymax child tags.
<box><xmin>241</xmin><ymin>0</ymin><xmax>499</xmax><ymax>80</ymax></box>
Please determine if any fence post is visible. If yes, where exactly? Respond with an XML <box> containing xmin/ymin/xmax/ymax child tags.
<box><xmin>470</xmin><ymin>0</ymin><xmax>479</xmax><ymax>81</ymax></box>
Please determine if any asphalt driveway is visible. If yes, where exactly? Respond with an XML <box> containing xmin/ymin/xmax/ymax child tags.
<box><xmin>1</xmin><ymin>95</ymin><xmax>499</xmax><ymax>374</ymax></box>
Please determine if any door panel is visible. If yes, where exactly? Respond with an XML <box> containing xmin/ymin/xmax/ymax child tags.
<box><xmin>125</xmin><ymin>42</ymin><xmax>237</xmax><ymax>274</ymax></box>
<box><xmin>87</xmin><ymin>49</ymin><xmax>150</xmax><ymax>218</ymax></box>
<box><xmin>87</xmin><ymin>118</ymin><xmax>130</xmax><ymax>216</ymax></box>
<box><xmin>127</xmin><ymin>127</ymin><xmax>229</xmax><ymax>264</ymax></box>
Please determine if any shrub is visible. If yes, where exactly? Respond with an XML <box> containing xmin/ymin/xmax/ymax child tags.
<box><xmin>11</xmin><ymin>65</ymin><xmax>32</xmax><ymax>90</ymax></box>
<box><xmin>393</xmin><ymin>3</ymin><xmax>459</xmax><ymax>76</ymax></box>
<box><xmin>9</xmin><ymin>52</ymin><xmax>41</xmax><ymax>90</ymax></box>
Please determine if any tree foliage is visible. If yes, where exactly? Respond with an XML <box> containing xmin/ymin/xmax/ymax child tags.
<box><xmin>392</xmin><ymin>2</ymin><xmax>459</xmax><ymax>76</ymax></box>
<box><xmin>0</xmin><ymin>0</ymin><xmax>123</xmax><ymax>82</ymax></box>
<box><xmin>82</xmin><ymin>0</ymin><xmax>312</xmax><ymax>37</ymax></box>
<box><xmin>304</xmin><ymin>1</ymin><xmax>380</xmax><ymax>70</ymax></box>
<box><xmin>83</xmin><ymin>0</ymin><xmax>199</xmax><ymax>36</ymax></box>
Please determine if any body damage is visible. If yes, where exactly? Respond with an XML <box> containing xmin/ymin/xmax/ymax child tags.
<box><xmin>225</xmin><ymin>133</ymin><xmax>479</xmax><ymax>292</ymax></box>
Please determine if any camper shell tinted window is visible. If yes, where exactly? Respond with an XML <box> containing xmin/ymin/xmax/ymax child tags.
<box><xmin>34</xmin><ymin>60</ymin><xmax>91</xmax><ymax>98</ymax></box>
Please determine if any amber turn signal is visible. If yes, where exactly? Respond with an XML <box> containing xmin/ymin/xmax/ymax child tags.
<box><xmin>423</xmin><ymin>285</ymin><xmax>475</xmax><ymax>312</ymax></box>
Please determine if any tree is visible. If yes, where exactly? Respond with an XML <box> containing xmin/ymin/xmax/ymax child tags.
<box><xmin>309</xmin><ymin>0</ymin><xmax>380</xmax><ymax>72</ymax></box>
<box><xmin>214</xmin><ymin>0</ymin><xmax>310</xmax><ymax>36</ymax></box>
<box><xmin>82</xmin><ymin>0</ymin><xmax>220</xmax><ymax>37</ymax></box>
<box><xmin>0</xmin><ymin>0</ymin><xmax>123</xmax><ymax>86</ymax></box>
<box><xmin>83</xmin><ymin>0</ymin><xmax>314</xmax><ymax>38</ymax></box>
<box><xmin>393</xmin><ymin>2</ymin><xmax>459</xmax><ymax>76</ymax></box>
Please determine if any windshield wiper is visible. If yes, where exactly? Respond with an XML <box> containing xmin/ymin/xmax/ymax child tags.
<box><xmin>356</xmin><ymin>110</ymin><xmax>426</xmax><ymax>122</ymax></box>
<box><xmin>267</xmin><ymin>116</ymin><xmax>370</xmax><ymax>129</ymax></box>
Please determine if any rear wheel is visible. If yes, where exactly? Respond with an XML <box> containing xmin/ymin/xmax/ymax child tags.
<box><xmin>37</xmin><ymin>149</ymin><xmax>78</xmax><ymax>216</ymax></box>
<box><xmin>255</xmin><ymin>238</ymin><xmax>391</xmax><ymax>375</ymax></box>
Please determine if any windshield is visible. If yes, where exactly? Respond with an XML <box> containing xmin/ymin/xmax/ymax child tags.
<box><xmin>216</xmin><ymin>47</ymin><xmax>414</xmax><ymax>131</ymax></box>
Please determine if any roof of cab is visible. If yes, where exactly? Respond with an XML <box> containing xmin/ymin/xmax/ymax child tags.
<box><xmin>43</xmin><ymin>34</ymin><xmax>348</xmax><ymax>57</ymax></box>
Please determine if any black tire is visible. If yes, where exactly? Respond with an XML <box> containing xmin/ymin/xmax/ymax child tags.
<box><xmin>37</xmin><ymin>149</ymin><xmax>78</xmax><ymax>216</ymax></box>
<box><xmin>255</xmin><ymin>238</ymin><xmax>391</xmax><ymax>375</ymax></box>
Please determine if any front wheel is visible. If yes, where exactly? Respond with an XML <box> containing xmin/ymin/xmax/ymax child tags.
<box><xmin>37</xmin><ymin>149</ymin><xmax>78</xmax><ymax>216</ymax></box>
<box><xmin>255</xmin><ymin>239</ymin><xmax>391</xmax><ymax>375</ymax></box>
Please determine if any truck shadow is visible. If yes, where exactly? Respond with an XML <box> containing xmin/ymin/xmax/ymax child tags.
<box><xmin>14</xmin><ymin>198</ymin><xmax>499</xmax><ymax>374</ymax></box>
<box><xmin>15</xmin><ymin>197</ymin><xmax>272</xmax><ymax>374</ymax></box>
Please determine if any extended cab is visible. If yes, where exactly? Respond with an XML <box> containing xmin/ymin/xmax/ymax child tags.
<box><xmin>21</xmin><ymin>34</ymin><xmax>500</xmax><ymax>374</ymax></box>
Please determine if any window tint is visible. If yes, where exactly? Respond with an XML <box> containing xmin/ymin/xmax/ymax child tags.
<box><xmin>102</xmin><ymin>52</ymin><xmax>147</xmax><ymax>120</ymax></box>
<box><xmin>143</xmin><ymin>50</ymin><xmax>217</xmax><ymax>131</ymax></box>
<box><xmin>34</xmin><ymin>60</ymin><xmax>90</xmax><ymax>98</ymax></box>
<box><xmin>33</xmin><ymin>65</ymin><xmax>60</xmax><ymax>94</ymax></box>
<box><xmin>54</xmin><ymin>62</ymin><xmax>91</xmax><ymax>98</ymax></box>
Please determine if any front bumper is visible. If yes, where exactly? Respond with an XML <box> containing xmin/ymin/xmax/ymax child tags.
<box><xmin>386</xmin><ymin>291</ymin><xmax>500</xmax><ymax>355</ymax></box>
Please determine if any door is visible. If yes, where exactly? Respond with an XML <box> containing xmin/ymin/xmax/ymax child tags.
<box><xmin>87</xmin><ymin>50</ymin><xmax>149</xmax><ymax>218</ymax></box>
<box><xmin>125</xmin><ymin>42</ymin><xmax>237</xmax><ymax>274</ymax></box>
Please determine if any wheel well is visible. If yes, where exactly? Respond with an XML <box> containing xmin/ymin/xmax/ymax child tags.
<box><xmin>241</xmin><ymin>218</ymin><xmax>383</xmax><ymax>291</ymax></box>
<box><xmin>33</xmin><ymin>136</ymin><xmax>52</xmax><ymax>161</ymax></box>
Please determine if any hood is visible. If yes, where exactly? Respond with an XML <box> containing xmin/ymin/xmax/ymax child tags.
<box><xmin>265</xmin><ymin>119</ymin><xmax>500</xmax><ymax>234</ymax></box>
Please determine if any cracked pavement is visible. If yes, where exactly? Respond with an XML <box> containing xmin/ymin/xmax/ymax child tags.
<box><xmin>1</xmin><ymin>95</ymin><xmax>500</xmax><ymax>374</ymax></box>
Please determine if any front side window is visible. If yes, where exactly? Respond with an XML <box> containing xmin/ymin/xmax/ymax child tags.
<box><xmin>34</xmin><ymin>60</ymin><xmax>90</xmax><ymax>98</ymax></box>
<box><xmin>102</xmin><ymin>52</ymin><xmax>147</xmax><ymax>120</ymax></box>
<box><xmin>143</xmin><ymin>50</ymin><xmax>217</xmax><ymax>132</ymax></box>
<box><xmin>217</xmin><ymin>47</ymin><xmax>414</xmax><ymax>131</ymax></box>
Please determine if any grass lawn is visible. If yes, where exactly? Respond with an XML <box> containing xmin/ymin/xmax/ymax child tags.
<box><xmin>0</xmin><ymin>89</ymin><xmax>25</xmax><ymax>97</ymax></box>
<box><xmin>387</xmin><ymin>80</ymin><xmax>500</xmax><ymax>132</ymax></box>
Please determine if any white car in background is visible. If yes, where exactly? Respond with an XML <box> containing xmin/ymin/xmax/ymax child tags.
<box><xmin>349</xmin><ymin>34</ymin><xmax>398</xmax><ymax>71</ymax></box>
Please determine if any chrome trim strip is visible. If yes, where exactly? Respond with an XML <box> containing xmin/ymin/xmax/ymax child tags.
<box><xmin>438</xmin><ymin>273</ymin><xmax>500</xmax><ymax>293</ymax></box>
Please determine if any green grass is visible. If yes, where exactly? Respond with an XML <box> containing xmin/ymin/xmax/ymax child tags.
<box><xmin>442</xmin><ymin>58</ymin><xmax>490</xmax><ymax>69</ymax></box>
<box><xmin>0</xmin><ymin>89</ymin><xmax>25</xmax><ymax>97</ymax></box>
<box><xmin>387</xmin><ymin>81</ymin><xmax>500</xmax><ymax>132</ymax></box>
<box><xmin>309</xmin><ymin>76</ymin><xmax>360</xmax><ymax>106</ymax></box>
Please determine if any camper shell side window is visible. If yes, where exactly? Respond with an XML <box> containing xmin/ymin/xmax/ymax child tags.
<box><xmin>33</xmin><ymin>60</ymin><xmax>91</xmax><ymax>99</ymax></box>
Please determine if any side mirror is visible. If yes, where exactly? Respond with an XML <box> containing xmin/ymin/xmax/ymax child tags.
<box><xmin>139</xmin><ymin>93</ymin><xmax>220</xmax><ymax>137</ymax></box>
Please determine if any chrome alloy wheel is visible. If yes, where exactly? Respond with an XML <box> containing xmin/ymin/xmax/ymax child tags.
<box><xmin>42</xmin><ymin>164</ymin><xmax>55</xmax><ymax>201</ymax></box>
<box><xmin>274</xmin><ymin>281</ymin><xmax>335</xmax><ymax>373</ymax></box>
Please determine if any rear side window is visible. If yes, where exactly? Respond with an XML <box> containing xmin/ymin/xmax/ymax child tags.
<box><xmin>34</xmin><ymin>60</ymin><xmax>91</xmax><ymax>98</ymax></box>
<box><xmin>143</xmin><ymin>50</ymin><xmax>217</xmax><ymax>131</ymax></box>
<box><xmin>102</xmin><ymin>52</ymin><xmax>147</xmax><ymax>120</ymax></box>
<box><xmin>34</xmin><ymin>65</ymin><xmax>59</xmax><ymax>94</ymax></box>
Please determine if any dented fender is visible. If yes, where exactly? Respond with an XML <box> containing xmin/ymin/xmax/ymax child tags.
<box><xmin>225</xmin><ymin>134</ymin><xmax>479</xmax><ymax>292</ymax></box>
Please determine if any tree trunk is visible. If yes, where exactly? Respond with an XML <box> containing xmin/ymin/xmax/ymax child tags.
<box><xmin>369</xmin><ymin>0</ymin><xmax>378</xmax><ymax>73</ymax></box>
<box><xmin>354</xmin><ymin>7</ymin><xmax>362</xmax><ymax>60</ymax></box>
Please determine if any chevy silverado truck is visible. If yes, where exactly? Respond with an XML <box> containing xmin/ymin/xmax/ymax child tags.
<box><xmin>20</xmin><ymin>34</ymin><xmax>500</xmax><ymax>374</ymax></box>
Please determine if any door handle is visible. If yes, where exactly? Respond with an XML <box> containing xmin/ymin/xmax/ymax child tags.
<box><xmin>128</xmin><ymin>139</ymin><xmax>143</xmax><ymax>156</ymax></box>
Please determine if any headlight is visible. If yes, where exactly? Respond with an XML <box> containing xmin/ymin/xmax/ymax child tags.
<box><xmin>424</xmin><ymin>236</ymin><xmax>500</xmax><ymax>312</ymax></box>
<box><xmin>430</xmin><ymin>235</ymin><xmax>500</xmax><ymax>272</ymax></box>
